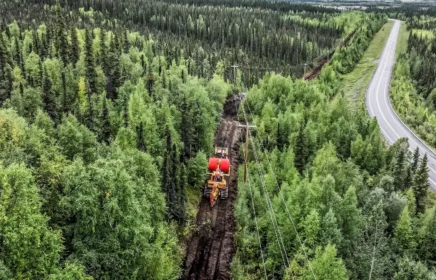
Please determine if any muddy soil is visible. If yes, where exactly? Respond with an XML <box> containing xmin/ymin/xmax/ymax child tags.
<box><xmin>181</xmin><ymin>96</ymin><xmax>243</xmax><ymax>280</ymax></box>
<box><xmin>304</xmin><ymin>27</ymin><xmax>358</xmax><ymax>81</ymax></box>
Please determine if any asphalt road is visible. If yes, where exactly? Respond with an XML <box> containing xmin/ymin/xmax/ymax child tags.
<box><xmin>366</xmin><ymin>19</ymin><xmax>436</xmax><ymax>190</ymax></box>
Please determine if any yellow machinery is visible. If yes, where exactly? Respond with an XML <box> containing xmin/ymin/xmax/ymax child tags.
<box><xmin>203</xmin><ymin>147</ymin><xmax>231</xmax><ymax>207</ymax></box>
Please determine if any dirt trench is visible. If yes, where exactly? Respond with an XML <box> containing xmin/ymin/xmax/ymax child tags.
<box><xmin>304</xmin><ymin>27</ymin><xmax>358</xmax><ymax>81</ymax></box>
<box><xmin>181</xmin><ymin>95</ymin><xmax>243</xmax><ymax>280</ymax></box>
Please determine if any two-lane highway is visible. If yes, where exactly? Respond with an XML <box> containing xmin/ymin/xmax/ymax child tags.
<box><xmin>366</xmin><ymin>19</ymin><xmax>436</xmax><ymax>190</ymax></box>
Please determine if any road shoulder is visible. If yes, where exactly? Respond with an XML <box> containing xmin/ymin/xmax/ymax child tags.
<box><xmin>340</xmin><ymin>20</ymin><xmax>394</xmax><ymax>106</ymax></box>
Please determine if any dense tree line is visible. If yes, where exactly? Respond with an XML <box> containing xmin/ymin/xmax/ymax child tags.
<box><xmin>406</xmin><ymin>25</ymin><xmax>436</xmax><ymax>97</ymax></box>
<box><xmin>0</xmin><ymin>2</ymin><xmax>234</xmax><ymax>278</ymax></box>
<box><xmin>232</xmin><ymin>15</ymin><xmax>436</xmax><ymax>279</ymax></box>
<box><xmin>381</xmin><ymin>5</ymin><xmax>436</xmax><ymax>20</ymax></box>
<box><xmin>0</xmin><ymin>0</ymin><xmax>350</xmax><ymax>86</ymax></box>
<box><xmin>157</xmin><ymin>0</ymin><xmax>340</xmax><ymax>14</ymax></box>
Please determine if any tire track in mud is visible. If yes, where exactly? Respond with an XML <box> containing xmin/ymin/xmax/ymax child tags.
<box><xmin>182</xmin><ymin>95</ymin><xmax>243</xmax><ymax>280</ymax></box>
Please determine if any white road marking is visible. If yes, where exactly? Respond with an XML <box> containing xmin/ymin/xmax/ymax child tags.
<box><xmin>366</xmin><ymin>21</ymin><xmax>436</xmax><ymax>187</ymax></box>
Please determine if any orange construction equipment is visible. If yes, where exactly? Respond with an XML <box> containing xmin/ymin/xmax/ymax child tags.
<box><xmin>203</xmin><ymin>147</ymin><xmax>231</xmax><ymax>207</ymax></box>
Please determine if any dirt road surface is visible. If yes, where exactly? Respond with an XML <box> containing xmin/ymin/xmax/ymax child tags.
<box><xmin>181</xmin><ymin>95</ymin><xmax>243</xmax><ymax>280</ymax></box>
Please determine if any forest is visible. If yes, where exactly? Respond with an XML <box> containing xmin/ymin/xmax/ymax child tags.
<box><xmin>0</xmin><ymin>0</ymin><xmax>350</xmax><ymax>87</ymax></box>
<box><xmin>233</xmin><ymin>14</ymin><xmax>436</xmax><ymax>279</ymax></box>
<box><xmin>0</xmin><ymin>0</ymin><xmax>435</xmax><ymax>279</ymax></box>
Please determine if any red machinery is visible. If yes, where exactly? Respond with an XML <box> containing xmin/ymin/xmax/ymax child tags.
<box><xmin>203</xmin><ymin>147</ymin><xmax>231</xmax><ymax>207</ymax></box>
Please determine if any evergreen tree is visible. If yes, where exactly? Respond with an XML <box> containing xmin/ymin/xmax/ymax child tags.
<box><xmin>322</xmin><ymin>208</ymin><xmax>343</xmax><ymax>248</ymax></box>
<box><xmin>136</xmin><ymin>121</ymin><xmax>146</xmax><ymax>152</ymax></box>
<box><xmin>405</xmin><ymin>188</ymin><xmax>416</xmax><ymax>217</ymax></box>
<box><xmin>162</xmin><ymin>70</ymin><xmax>167</xmax><ymax>89</ymax></box>
<box><xmin>85</xmin><ymin>83</ymin><xmax>94</xmax><ymax>132</ymax></box>
<box><xmin>123</xmin><ymin>97</ymin><xmax>129</xmax><ymax>127</ymax></box>
<box><xmin>106</xmin><ymin>37</ymin><xmax>121</xmax><ymax>100</ymax></box>
<box><xmin>100</xmin><ymin>28</ymin><xmax>108</xmax><ymax>71</ymax></box>
<box><xmin>294</xmin><ymin>122</ymin><xmax>308</xmax><ymax>174</ymax></box>
<box><xmin>161</xmin><ymin>128</ymin><xmax>174</xmax><ymax>219</ymax></box>
<box><xmin>394</xmin><ymin>205</ymin><xmax>415</xmax><ymax>253</ymax></box>
<box><xmin>404</xmin><ymin>167</ymin><xmax>413</xmax><ymax>190</ymax></box>
<box><xmin>147</xmin><ymin>68</ymin><xmax>154</xmax><ymax>96</ymax></box>
<box><xmin>0</xmin><ymin>33</ymin><xmax>12</xmax><ymax>103</ymax></box>
<box><xmin>177</xmin><ymin>163</ymin><xmax>187</xmax><ymax>225</ymax></box>
<box><xmin>43</xmin><ymin>66</ymin><xmax>57</xmax><ymax>122</ymax></box>
<box><xmin>32</xmin><ymin>30</ymin><xmax>40</xmax><ymax>55</ymax></box>
<box><xmin>55</xmin><ymin>1</ymin><xmax>69</xmax><ymax>65</ymax></box>
<box><xmin>413</xmin><ymin>154</ymin><xmax>429</xmax><ymax>215</ymax></box>
<box><xmin>417</xmin><ymin>207</ymin><xmax>436</xmax><ymax>264</ymax></box>
<box><xmin>393</xmin><ymin>149</ymin><xmax>406</xmax><ymax>191</ymax></box>
<box><xmin>85</xmin><ymin>29</ymin><xmax>97</xmax><ymax>95</ymax></box>
<box><xmin>70</xmin><ymin>26</ymin><xmax>79</xmax><ymax>65</ymax></box>
<box><xmin>13</xmin><ymin>37</ymin><xmax>22</xmax><ymax>69</ymax></box>
<box><xmin>303</xmin><ymin>209</ymin><xmax>321</xmax><ymax>249</ymax></box>
<box><xmin>61</xmin><ymin>71</ymin><xmax>67</xmax><ymax>114</ymax></box>
<box><xmin>100</xmin><ymin>98</ymin><xmax>111</xmax><ymax>144</ymax></box>
<box><xmin>412</xmin><ymin>147</ymin><xmax>420</xmax><ymax>174</ymax></box>
<box><xmin>394</xmin><ymin>257</ymin><xmax>436</xmax><ymax>280</ymax></box>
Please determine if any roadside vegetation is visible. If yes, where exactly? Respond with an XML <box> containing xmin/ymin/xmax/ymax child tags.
<box><xmin>390</xmin><ymin>15</ymin><xmax>436</xmax><ymax>148</ymax></box>
<box><xmin>340</xmin><ymin>20</ymin><xmax>394</xmax><ymax>105</ymax></box>
<box><xmin>234</xmin><ymin>12</ymin><xmax>436</xmax><ymax>279</ymax></box>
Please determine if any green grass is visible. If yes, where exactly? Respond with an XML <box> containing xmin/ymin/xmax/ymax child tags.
<box><xmin>340</xmin><ymin>20</ymin><xmax>394</xmax><ymax>106</ymax></box>
<box><xmin>396</xmin><ymin>21</ymin><xmax>409</xmax><ymax>59</ymax></box>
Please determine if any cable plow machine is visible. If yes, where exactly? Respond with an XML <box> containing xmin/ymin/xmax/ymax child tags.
<box><xmin>203</xmin><ymin>147</ymin><xmax>231</xmax><ymax>207</ymax></box>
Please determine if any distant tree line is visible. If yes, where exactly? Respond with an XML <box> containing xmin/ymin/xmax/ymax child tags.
<box><xmin>1</xmin><ymin>0</ymin><xmax>348</xmax><ymax>86</ymax></box>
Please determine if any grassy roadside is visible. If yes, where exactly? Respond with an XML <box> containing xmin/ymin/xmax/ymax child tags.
<box><xmin>340</xmin><ymin>20</ymin><xmax>394</xmax><ymax>106</ymax></box>
<box><xmin>396</xmin><ymin>21</ymin><xmax>409</xmax><ymax>59</ymax></box>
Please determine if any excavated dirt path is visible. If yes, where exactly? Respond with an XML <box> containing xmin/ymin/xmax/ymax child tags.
<box><xmin>181</xmin><ymin>95</ymin><xmax>243</xmax><ymax>280</ymax></box>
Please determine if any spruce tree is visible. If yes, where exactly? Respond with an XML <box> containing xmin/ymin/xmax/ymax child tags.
<box><xmin>106</xmin><ymin>37</ymin><xmax>121</xmax><ymax>100</ymax></box>
<box><xmin>70</xmin><ymin>26</ymin><xmax>79</xmax><ymax>65</ymax></box>
<box><xmin>178</xmin><ymin>163</ymin><xmax>187</xmax><ymax>225</ymax></box>
<box><xmin>147</xmin><ymin>68</ymin><xmax>154</xmax><ymax>96</ymax></box>
<box><xmin>294</xmin><ymin>122</ymin><xmax>308</xmax><ymax>174</ymax></box>
<box><xmin>140</xmin><ymin>54</ymin><xmax>146</xmax><ymax>75</ymax></box>
<box><xmin>13</xmin><ymin>37</ymin><xmax>22</xmax><ymax>69</ymax></box>
<box><xmin>136</xmin><ymin>121</ymin><xmax>146</xmax><ymax>152</ymax></box>
<box><xmin>404</xmin><ymin>167</ymin><xmax>413</xmax><ymax>190</ymax></box>
<box><xmin>123</xmin><ymin>98</ymin><xmax>128</xmax><ymax>127</ymax></box>
<box><xmin>32</xmin><ymin>30</ymin><xmax>40</xmax><ymax>55</ymax></box>
<box><xmin>161</xmin><ymin>129</ymin><xmax>173</xmax><ymax>219</ymax></box>
<box><xmin>100</xmin><ymin>29</ymin><xmax>108</xmax><ymax>72</ymax></box>
<box><xmin>0</xmin><ymin>33</ymin><xmax>12</xmax><ymax>104</ymax></box>
<box><xmin>170</xmin><ymin>143</ymin><xmax>181</xmax><ymax>221</ymax></box>
<box><xmin>61</xmin><ymin>71</ymin><xmax>68</xmax><ymax>114</ymax></box>
<box><xmin>85</xmin><ymin>29</ymin><xmax>97</xmax><ymax>95</ymax></box>
<box><xmin>85</xmin><ymin>83</ymin><xmax>94</xmax><ymax>132</ymax></box>
<box><xmin>412</xmin><ymin>147</ymin><xmax>420</xmax><ymax>174</ymax></box>
<box><xmin>123</xmin><ymin>30</ymin><xmax>129</xmax><ymax>53</ymax></box>
<box><xmin>394</xmin><ymin>205</ymin><xmax>415</xmax><ymax>253</ymax></box>
<box><xmin>413</xmin><ymin>154</ymin><xmax>429</xmax><ymax>215</ymax></box>
<box><xmin>55</xmin><ymin>1</ymin><xmax>69</xmax><ymax>65</ymax></box>
<box><xmin>42</xmin><ymin>67</ymin><xmax>57</xmax><ymax>123</ymax></box>
<box><xmin>393</xmin><ymin>149</ymin><xmax>405</xmax><ymax>191</ymax></box>
<box><xmin>162</xmin><ymin>70</ymin><xmax>167</xmax><ymax>89</ymax></box>
<box><xmin>100</xmin><ymin>98</ymin><xmax>111</xmax><ymax>144</ymax></box>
